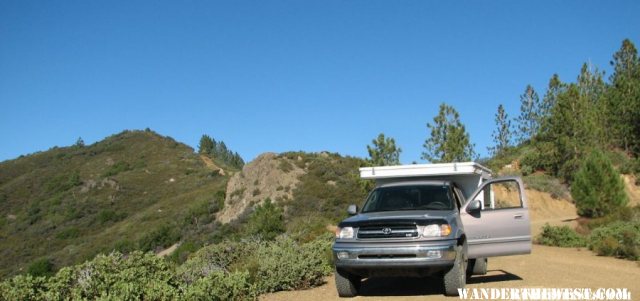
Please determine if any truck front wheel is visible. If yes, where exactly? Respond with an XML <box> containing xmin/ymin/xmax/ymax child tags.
<box><xmin>335</xmin><ymin>268</ymin><xmax>361</xmax><ymax>297</ymax></box>
<box><xmin>443</xmin><ymin>245</ymin><xmax>467</xmax><ymax>296</ymax></box>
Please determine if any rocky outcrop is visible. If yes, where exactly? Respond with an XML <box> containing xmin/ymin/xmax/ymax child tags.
<box><xmin>216</xmin><ymin>153</ymin><xmax>305</xmax><ymax>223</ymax></box>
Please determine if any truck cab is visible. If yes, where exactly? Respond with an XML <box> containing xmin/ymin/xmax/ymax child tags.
<box><xmin>332</xmin><ymin>162</ymin><xmax>531</xmax><ymax>297</ymax></box>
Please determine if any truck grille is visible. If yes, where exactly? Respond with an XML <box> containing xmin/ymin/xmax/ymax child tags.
<box><xmin>358</xmin><ymin>254</ymin><xmax>417</xmax><ymax>259</ymax></box>
<box><xmin>357</xmin><ymin>225</ymin><xmax>418</xmax><ymax>239</ymax></box>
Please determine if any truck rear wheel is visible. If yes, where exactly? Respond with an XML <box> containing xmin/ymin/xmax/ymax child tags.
<box><xmin>468</xmin><ymin>257</ymin><xmax>488</xmax><ymax>276</ymax></box>
<box><xmin>335</xmin><ymin>268</ymin><xmax>361</xmax><ymax>297</ymax></box>
<box><xmin>443</xmin><ymin>245</ymin><xmax>467</xmax><ymax>296</ymax></box>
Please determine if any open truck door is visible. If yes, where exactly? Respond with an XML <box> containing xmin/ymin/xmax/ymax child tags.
<box><xmin>461</xmin><ymin>177</ymin><xmax>531</xmax><ymax>259</ymax></box>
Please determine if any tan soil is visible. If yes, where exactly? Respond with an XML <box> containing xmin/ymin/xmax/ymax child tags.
<box><xmin>526</xmin><ymin>189</ymin><xmax>578</xmax><ymax>237</ymax></box>
<box><xmin>262</xmin><ymin>189</ymin><xmax>640</xmax><ymax>301</ymax></box>
<box><xmin>156</xmin><ymin>243</ymin><xmax>179</xmax><ymax>257</ymax></box>
<box><xmin>200</xmin><ymin>155</ymin><xmax>225</xmax><ymax>175</ymax></box>
<box><xmin>623</xmin><ymin>174</ymin><xmax>640</xmax><ymax>206</ymax></box>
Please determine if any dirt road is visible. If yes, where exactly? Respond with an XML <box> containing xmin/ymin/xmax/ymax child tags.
<box><xmin>262</xmin><ymin>245</ymin><xmax>639</xmax><ymax>301</ymax></box>
<box><xmin>262</xmin><ymin>193</ymin><xmax>639</xmax><ymax>300</ymax></box>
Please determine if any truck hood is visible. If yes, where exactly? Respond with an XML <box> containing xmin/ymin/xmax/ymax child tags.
<box><xmin>338</xmin><ymin>210</ymin><xmax>456</xmax><ymax>227</ymax></box>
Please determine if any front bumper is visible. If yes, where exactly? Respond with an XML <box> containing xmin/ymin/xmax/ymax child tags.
<box><xmin>332</xmin><ymin>239</ymin><xmax>457</xmax><ymax>268</ymax></box>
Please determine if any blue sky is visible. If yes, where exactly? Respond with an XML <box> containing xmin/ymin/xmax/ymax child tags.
<box><xmin>1</xmin><ymin>1</ymin><xmax>639</xmax><ymax>164</ymax></box>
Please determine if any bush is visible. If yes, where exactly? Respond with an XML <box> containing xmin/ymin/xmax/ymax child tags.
<box><xmin>249</xmin><ymin>235</ymin><xmax>332</xmax><ymax>293</ymax></box>
<box><xmin>212</xmin><ymin>191</ymin><xmax>226</xmax><ymax>213</ymax></box>
<box><xmin>182</xmin><ymin>271</ymin><xmax>256</xmax><ymax>301</ymax></box>
<box><xmin>63</xmin><ymin>251</ymin><xmax>175</xmax><ymax>299</ymax></box>
<box><xmin>138</xmin><ymin>224</ymin><xmax>181</xmax><ymax>252</ymax></box>
<box><xmin>179</xmin><ymin>235</ymin><xmax>332</xmax><ymax>295</ymax></box>
<box><xmin>1</xmin><ymin>252</ymin><xmax>177</xmax><ymax>300</ymax></box>
<box><xmin>113</xmin><ymin>239</ymin><xmax>136</xmax><ymax>253</ymax></box>
<box><xmin>176</xmin><ymin>240</ymin><xmax>249</xmax><ymax>285</ymax></box>
<box><xmin>102</xmin><ymin>161</ymin><xmax>132</xmax><ymax>177</ymax></box>
<box><xmin>536</xmin><ymin>224</ymin><xmax>587</xmax><ymax>248</ymax></box>
<box><xmin>572</xmin><ymin>150</ymin><xmax>628</xmax><ymax>218</ymax></box>
<box><xmin>278</xmin><ymin>160</ymin><xmax>294</xmax><ymax>173</ymax></box>
<box><xmin>604</xmin><ymin>149</ymin><xmax>637</xmax><ymax>175</ymax></box>
<box><xmin>588</xmin><ymin>220</ymin><xmax>640</xmax><ymax>260</ymax></box>
<box><xmin>244</xmin><ymin>199</ymin><xmax>285</xmax><ymax>240</ymax></box>
<box><xmin>55</xmin><ymin>227</ymin><xmax>80</xmax><ymax>240</ymax></box>
<box><xmin>524</xmin><ymin>173</ymin><xmax>570</xmax><ymax>199</ymax></box>
<box><xmin>27</xmin><ymin>258</ymin><xmax>55</xmax><ymax>278</ymax></box>
<box><xmin>167</xmin><ymin>241</ymin><xmax>201</xmax><ymax>264</ymax></box>
<box><xmin>227</xmin><ymin>235</ymin><xmax>332</xmax><ymax>294</ymax></box>
<box><xmin>0</xmin><ymin>274</ymin><xmax>47</xmax><ymax>301</ymax></box>
<box><xmin>1</xmin><ymin>235</ymin><xmax>333</xmax><ymax>300</ymax></box>
<box><xmin>584</xmin><ymin>206</ymin><xmax>640</xmax><ymax>230</ymax></box>
<box><xmin>97</xmin><ymin>209</ymin><xmax>126</xmax><ymax>224</ymax></box>
<box><xmin>44</xmin><ymin>172</ymin><xmax>82</xmax><ymax>194</ymax></box>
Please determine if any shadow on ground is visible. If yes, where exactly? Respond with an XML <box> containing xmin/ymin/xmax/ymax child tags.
<box><xmin>467</xmin><ymin>269</ymin><xmax>523</xmax><ymax>284</ymax></box>
<box><xmin>358</xmin><ymin>270</ymin><xmax>523</xmax><ymax>297</ymax></box>
<box><xmin>359</xmin><ymin>276</ymin><xmax>443</xmax><ymax>297</ymax></box>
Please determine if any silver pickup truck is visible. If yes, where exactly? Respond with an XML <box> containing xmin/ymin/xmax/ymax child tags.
<box><xmin>332</xmin><ymin>163</ymin><xmax>531</xmax><ymax>297</ymax></box>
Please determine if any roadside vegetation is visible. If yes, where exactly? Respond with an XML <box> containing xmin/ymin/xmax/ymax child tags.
<box><xmin>0</xmin><ymin>235</ymin><xmax>333</xmax><ymax>300</ymax></box>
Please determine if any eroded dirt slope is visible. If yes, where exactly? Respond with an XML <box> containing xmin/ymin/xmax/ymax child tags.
<box><xmin>216</xmin><ymin>153</ymin><xmax>304</xmax><ymax>223</ymax></box>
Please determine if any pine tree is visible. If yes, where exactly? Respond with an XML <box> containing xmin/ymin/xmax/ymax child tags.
<box><xmin>198</xmin><ymin>135</ymin><xmax>215</xmax><ymax>154</ymax></box>
<box><xmin>534</xmin><ymin>75</ymin><xmax>567</xmax><ymax>173</ymax></box>
<box><xmin>75</xmin><ymin>137</ymin><xmax>85</xmax><ymax>148</ymax></box>
<box><xmin>607</xmin><ymin>39</ymin><xmax>640</xmax><ymax>155</ymax></box>
<box><xmin>244</xmin><ymin>198</ymin><xmax>285</xmax><ymax>240</ymax></box>
<box><xmin>488</xmin><ymin>104</ymin><xmax>511</xmax><ymax>156</ymax></box>
<box><xmin>577</xmin><ymin>63</ymin><xmax>607</xmax><ymax>146</ymax></box>
<box><xmin>367</xmin><ymin>133</ymin><xmax>402</xmax><ymax>166</ymax></box>
<box><xmin>216</xmin><ymin>141</ymin><xmax>228</xmax><ymax>161</ymax></box>
<box><xmin>541</xmin><ymin>83</ymin><xmax>599</xmax><ymax>180</ymax></box>
<box><xmin>572</xmin><ymin>150</ymin><xmax>627</xmax><ymax>218</ymax></box>
<box><xmin>540</xmin><ymin>74</ymin><xmax>564</xmax><ymax>128</ymax></box>
<box><xmin>422</xmin><ymin>103</ymin><xmax>475</xmax><ymax>163</ymax></box>
<box><xmin>516</xmin><ymin>85</ymin><xmax>541</xmax><ymax>143</ymax></box>
<box><xmin>232</xmin><ymin>152</ymin><xmax>245</xmax><ymax>168</ymax></box>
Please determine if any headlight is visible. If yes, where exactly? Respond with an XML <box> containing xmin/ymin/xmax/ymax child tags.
<box><xmin>335</xmin><ymin>227</ymin><xmax>355</xmax><ymax>239</ymax></box>
<box><xmin>422</xmin><ymin>224</ymin><xmax>451</xmax><ymax>237</ymax></box>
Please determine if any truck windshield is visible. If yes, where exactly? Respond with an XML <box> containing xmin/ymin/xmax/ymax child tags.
<box><xmin>361</xmin><ymin>185</ymin><xmax>453</xmax><ymax>212</ymax></box>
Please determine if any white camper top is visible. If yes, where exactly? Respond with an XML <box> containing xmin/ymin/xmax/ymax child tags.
<box><xmin>359</xmin><ymin>162</ymin><xmax>493</xmax><ymax>198</ymax></box>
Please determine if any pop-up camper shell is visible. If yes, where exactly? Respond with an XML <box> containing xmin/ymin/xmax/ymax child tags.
<box><xmin>359</xmin><ymin>162</ymin><xmax>493</xmax><ymax>199</ymax></box>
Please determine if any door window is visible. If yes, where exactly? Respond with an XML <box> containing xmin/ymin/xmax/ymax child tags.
<box><xmin>480</xmin><ymin>180</ymin><xmax>523</xmax><ymax>210</ymax></box>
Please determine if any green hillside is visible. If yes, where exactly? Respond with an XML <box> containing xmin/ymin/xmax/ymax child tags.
<box><xmin>0</xmin><ymin>130</ymin><xmax>231</xmax><ymax>278</ymax></box>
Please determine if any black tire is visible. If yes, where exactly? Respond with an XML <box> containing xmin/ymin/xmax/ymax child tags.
<box><xmin>469</xmin><ymin>257</ymin><xmax>487</xmax><ymax>276</ymax></box>
<box><xmin>443</xmin><ymin>245</ymin><xmax>467</xmax><ymax>296</ymax></box>
<box><xmin>335</xmin><ymin>268</ymin><xmax>361</xmax><ymax>297</ymax></box>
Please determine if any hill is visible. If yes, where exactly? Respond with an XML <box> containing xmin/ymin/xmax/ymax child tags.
<box><xmin>3</xmin><ymin>128</ymin><xmax>636</xmax><ymax>283</ymax></box>
<box><xmin>0</xmin><ymin>130</ymin><xmax>231</xmax><ymax>278</ymax></box>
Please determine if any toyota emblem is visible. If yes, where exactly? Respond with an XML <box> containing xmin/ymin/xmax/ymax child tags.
<box><xmin>382</xmin><ymin>227</ymin><xmax>392</xmax><ymax>235</ymax></box>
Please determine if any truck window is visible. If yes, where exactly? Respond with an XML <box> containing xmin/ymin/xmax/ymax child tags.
<box><xmin>362</xmin><ymin>185</ymin><xmax>453</xmax><ymax>212</ymax></box>
<box><xmin>480</xmin><ymin>181</ymin><xmax>523</xmax><ymax>210</ymax></box>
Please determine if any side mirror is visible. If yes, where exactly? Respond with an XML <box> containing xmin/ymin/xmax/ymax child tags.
<box><xmin>466</xmin><ymin>200</ymin><xmax>481</xmax><ymax>214</ymax></box>
<box><xmin>347</xmin><ymin>204</ymin><xmax>358</xmax><ymax>215</ymax></box>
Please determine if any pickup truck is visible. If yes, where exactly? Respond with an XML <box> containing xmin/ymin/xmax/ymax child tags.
<box><xmin>332</xmin><ymin>162</ymin><xmax>531</xmax><ymax>297</ymax></box>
